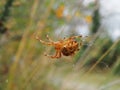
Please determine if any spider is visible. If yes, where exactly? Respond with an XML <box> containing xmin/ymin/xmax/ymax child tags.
<box><xmin>35</xmin><ymin>35</ymin><xmax>82</xmax><ymax>58</ymax></box>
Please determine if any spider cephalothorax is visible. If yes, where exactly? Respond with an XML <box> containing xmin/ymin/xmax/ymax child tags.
<box><xmin>35</xmin><ymin>35</ymin><xmax>82</xmax><ymax>58</ymax></box>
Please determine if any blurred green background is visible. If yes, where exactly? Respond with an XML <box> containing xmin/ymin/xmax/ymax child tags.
<box><xmin>0</xmin><ymin>0</ymin><xmax>120</xmax><ymax>90</ymax></box>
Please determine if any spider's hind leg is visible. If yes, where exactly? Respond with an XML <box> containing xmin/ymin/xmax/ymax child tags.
<box><xmin>71</xmin><ymin>35</ymin><xmax>82</xmax><ymax>39</ymax></box>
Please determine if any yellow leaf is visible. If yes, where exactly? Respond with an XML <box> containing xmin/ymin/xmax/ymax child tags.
<box><xmin>85</xmin><ymin>15</ymin><xmax>92</xmax><ymax>23</ymax></box>
<box><xmin>55</xmin><ymin>5</ymin><xmax>65</xmax><ymax>18</ymax></box>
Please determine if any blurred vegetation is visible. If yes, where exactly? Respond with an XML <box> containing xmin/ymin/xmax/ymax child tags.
<box><xmin>0</xmin><ymin>0</ymin><xmax>120</xmax><ymax>90</ymax></box>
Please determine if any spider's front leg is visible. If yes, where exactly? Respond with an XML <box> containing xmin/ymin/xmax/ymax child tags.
<box><xmin>35</xmin><ymin>35</ymin><xmax>53</xmax><ymax>45</ymax></box>
<box><xmin>46</xmin><ymin>35</ymin><xmax>53</xmax><ymax>42</ymax></box>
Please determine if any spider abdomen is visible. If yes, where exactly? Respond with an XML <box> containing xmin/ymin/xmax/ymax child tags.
<box><xmin>61</xmin><ymin>43</ymin><xmax>79</xmax><ymax>56</ymax></box>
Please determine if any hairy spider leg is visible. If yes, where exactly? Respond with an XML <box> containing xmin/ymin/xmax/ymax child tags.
<box><xmin>45</xmin><ymin>50</ymin><xmax>61</xmax><ymax>58</ymax></box>
<box><xmin>69</xmin><ymin>35</ymin><xmax>82</xmax><ymax>39</ymax></box>
<box><xmin>62</xmin><ymin>35</ymin><xmax>82</xmax><ymax>44</ymax></box>
<box><xmin>69</xmin><ymin>36</ymin><xmax>83</xmax><ymax>51</ymax></box>
<box><xmin>36</xmin><ymin>35</ymin><xmax>53</xmax><ymax>45</ymax></box>
<box><xmin>46</xmin><ymin>35</ymin><xmax>54</xmax><ymax>42</ymax></box>
<box><xmin>79</xmin><ymin>42</ymin><xmax>82</xmax><ymax>46</ymax></box>
<box><xmin>77</xmin><ymin>42</ymin><xmax>82</xmax><ymax>51</ymax></box>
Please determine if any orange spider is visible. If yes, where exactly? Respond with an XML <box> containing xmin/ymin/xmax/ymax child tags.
<box><xmin>35</xmin><ymin>35</ymin><xmax>82</xmax><ymax>58</ymax></box>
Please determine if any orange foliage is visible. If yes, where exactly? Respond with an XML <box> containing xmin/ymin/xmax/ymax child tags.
<box><xmin>85</xmin><ymin>15</ymin><xmax>92</xmax><ymax>23</ymax></box>
<box><xmin>55</xmin><ymin>5</ymin><xmax>65</xmax><ymax>18</ymax></box>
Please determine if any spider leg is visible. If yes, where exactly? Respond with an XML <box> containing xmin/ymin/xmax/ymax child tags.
<box><xmin>79</xmin><ymin>42</ymin><xmax>82</xmax><ymax>46</ymax></box>
<box><xmin>70</xmin><ymin>35</ymin><xmax>82</xmax><ymax>39</ymax></box>
<box><xmin>56</xmin><ymin>51</ymin><xmax>61</xmax><ymax>58</ymax></box>
<box><xmin>46</xmin><ymin>35</ymin><xmax>54</xmax><ymax>42</ymax></box>
<box><xmin>63</xmin><ymin>35</ymin><xmax>82</xmax><ymax>43</ymax></box>
<box><xmin>44</xmin><ymin>50</ymin><xmax>61</xmax><ymax>58</ymax></box>
<box><xmin>44</xmin><ymin>54</ymin><xmax>58</xmax><ymax>58</ymax></box>
<box><xmin>77</xmin><ymin>42</ymin><xmax>82</xmax><ymax>51</ymax></box>
<box><xmin>35</xmin><ymin>35</ymin><xmax>53</xmax><ymax>45</ymax></box>
<box><xmin>52</xmin><ymin>50</ymin><xmax>61</xmax><ymax>58</ymax></box>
